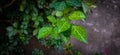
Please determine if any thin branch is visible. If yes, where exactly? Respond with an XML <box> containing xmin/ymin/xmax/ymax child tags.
<box><xmin>2</xmin><ymin>0</ymin><xmax>16</xmax><ymax>8</ymax></box>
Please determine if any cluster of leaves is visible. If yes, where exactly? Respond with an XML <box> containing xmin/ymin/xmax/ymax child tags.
<box><xmin>36</xmin><ymin>0</ymin><xmax>95</xmax><ymax>48</ymax></box>
<box><xmin>2</xmin><ymin>0</ymin><xmax>96</xmax><ymax>54</ymax></box>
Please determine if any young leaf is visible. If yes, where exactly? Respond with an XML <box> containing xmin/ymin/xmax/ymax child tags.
<box><xmin>69</xmin><ymin>11</ymin><xmax>86</xmax><ymax>20</ymax></box>
<box><xmin>85</xmin><ymin>0</ymin><xmax>96</xmax><ymax>8</ymax></box>
<box><xmin>71</xmin><ymin>25</ymin><xmax>87</xmax><ymax>43</ymax></box>
<box><xmin>57</xmin><ymin>19</ymin><xmax>71</xmax><ymax>33</ymax></box>
<box><xmin>82</xmin><ymin>2</ymin><xmax>89</xmax><ymax>14</ymax></box>
<box><xmin>37</xmin><ymin>27</ymin><xmax>52</xmax><ymax>39</ymax></box>
<box><xmin>55</xmin><ymin>11</ymin><xmax>63</xmax><ymax>17</ymax></box>
<box><xmin>54</xmin><ymin>1</ymin><xmax>67</xmax><ymax>11</ymax></box>
<box><xmin>47</xmin><ymin>15</ymin><xmax>56</xmax><ymax>23</ymax></box>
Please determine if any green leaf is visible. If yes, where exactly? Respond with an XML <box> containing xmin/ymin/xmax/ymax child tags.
<box><xmin>62</xmin><ymin>35</ymin><xmax>70</xmax><ymax>44</ymax></box>
<box><xmin>20</xmin><ymin>4</ymin><xmax>24</xmax><ymax>12</ymax></box>
<box><xmin>20</xmin><ymin>0</ymin><xmax>26</xmax><ymax>11</ymax></box>
<box><xmin>24</xmin><ymin>30</ymin><xmax>28</xmax><ymax>34</ymax></box>
<box><xmin>6</xmin><ymin>26</ymin><xmax>14</xmax><ymax>32</ymax></box>
<box><xmin>57</xmin><ymin>19</ymin><xmax>71</xmax><ymax>33</ymax></box>
<box><xmin>37</xmin><ymin>27</ymin><xmax>52</xmax><ymax>39</ymax></box>
<box><xmin>54</xmin><ymin>1</ymin><xmax>67</xmax><ymax>11</ymax></box>
<box><xmin>82</xmin><ymin>2</ymin><xmax>89</xmax><ymax>14</ymax></box>
<box><xmin>33</xmin><ymin>28</ymin><xmax>39</xmax><ymax>36</ymax></box>
<box><xmin>32</xmin><ymin>48</ymin><xmax>44</xmax><ymax>55</ymax></box>
<box><xmin>55</xmin><ymin>11</ymin><xmax>63</xmax><ymax>17</ymax></box>
<box><xmin>71</xmin><ymin>25</ymin><xmax>87</xmax><ymax>43</ymax></box>
<box><xmin>85</xmin><ymin>0</ymin><xmax>96</xmax><ymax>8</ymax></box>
<box><xmin>66</xmin><ymin>0</ymin><xmax>81</xmax><ymax>7</ymax></box>
<box><xmin>13</xmin><ymin>22</ymin><xmax>18</xmax><ymax>28</ymax></box>
<box><xmin>63</xmin><ymin>7</ymin><xmax>71</xmax><ymax>14</ymax></box>
<box><xmin>47</xmin><ymin>15</ymin><xmax>56</xmax><ymax>23</ymax></box>
<box><xmin>69</xmin><ymin>11</ymin><xmax>86</xmax><ymax>20</ymax></box>
<box><xmin>19</xmin><ymin>34</ymin><xmax>26</xmax><ymax>42</ymax></box>
<box><xmin>6</xmin><ymin>26</ymin><xmax>16</xmax><ymax>37</ymax></box>
<box><xmin>33</xmin><ymin>21</ymin><xmax>39</xmax><ymax>28</ymax></box>
<box><xmin>51</xmin><ymin>27</ymin><xmax>59</xmax><ymax>39</ymax></box>
<box><xmin>37</xmin><ymin>16</ymin><xmax>43</xmax><ymax>22</ymax></box>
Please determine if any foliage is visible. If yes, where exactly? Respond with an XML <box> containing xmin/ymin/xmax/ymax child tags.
<box><xmin>32</xmin><ymin>48</ymin><xmax>44</xmax><ymax>55</ymax></box>
<box><xmin>71</xmin><ymin>25</ymin><xmax>87</xmax><ymax>43</ymax></box>
<box><xmin>0</xmin><ymin>0</ymin><xmax>96</xmax><ymax>55</ymax></box>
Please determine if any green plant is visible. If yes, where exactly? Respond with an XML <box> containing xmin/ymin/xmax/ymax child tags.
<box><xmin>32</xmin><ymin>48</ymin><xmax>44</xmax><ymax>55</ymax></box>
<box><xmin>35</xmin><ymin>0</ymin><xmax>96</xmax><ymax>50</ymax></box>
<box><xmin>1</xmin><ymin>0</ymin><xmax>96</xmax><ymax>54</ymax></box>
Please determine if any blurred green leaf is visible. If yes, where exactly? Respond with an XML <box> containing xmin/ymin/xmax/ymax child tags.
<box><xmin>63</xmin><ymin>7</ymin><xmax>71</xmax><ymax>14</ymax></box>
<box><xmin>37</xmin><ymin>16</ymin><xmax>43</xmax><ymax>22</ymax></box>
<box><xmin>82</xmin><ymin>2</ymin><xmax>89</xmax><ymax>14</ymax></box>
<box><xmin>74</xmin><ymin>50</ymin><xmax>82</xmax><ymax>55</ymax></box>
<box><xmin>6</xmin><ymin>26</ymin><xmax>16</xmax><ymax>38</ymax></box>
<box><xmin>55</xmin><ymin>11</ymin><xmax>63</xmax><ymax>17</ymax></box>
<box><xmin>20</xmin><ymin>0</ymin><xmax>26</xmax><ymax>11</ymax></box>
<box><xmin>69</xmin><ymin>11</ymin><xmax>86</xmax><ymax>20</ymax></box>
<box><xmin>85</xmin><ymin>0</ymin><xmax>96</xmax><ymax>8</ymax></box>
<box><xmin>24</xmin><ymin>30</ymin><xmax>28</xmax><ymax>34</ymax></box>
<box><xmin>33</xmin><ymin>28</ymin><xmax>39</xmax><ymax>36</ymax></box>
<box><xmin>71</xmin><ymin>25</ymin><xmax>87</xmax><ymax>43</ymax></box>
<box><xmin>54</xmin><ymin>1</ymin><xmax>67</xmax><ymax>11</ymax></box>
<box><xmin>37</xmin><ymin>27</ymin><xmax>52</xmax><ymax>39</ymax></box>
<box><xmin>57</xmin><ymin>19</ymin><xmax>71</xmax><ymax>33</ymax></box>
<box><xmin>47</xmin><ymin>15</ymin><xmax>56</xmax><ymax>23</ymax></box>
<box><xmin>20</xmin><ymin>4</ymin><xmax>24</xmax><ymax>12</ymax></box>
<box><xmin>32</xmin><ymin>48</ymin><xmax>44</xmax><ymax>55</ymax></box>
<box><xmin>51</xmin><ymin>27</ymin><xmax>59</xmax><ymax>39</ymax></box>
<box><xmin>34</xmin><ymin>21</ymin><xmax>39</xmax><ymax>28</ymax></box>
<box><xmin>6</xmin><ymin>26</ymin><xmax>14</xmax><ymax>32</ymax></box>
<box><xmin>13</xmin><ymin>22</ymin><xmax>18</xmax><ymax>28</ymax></box>
<box><xmin>62</xmin><ymin>35</ymin><xmax>70</xmax><ymax>44</ymax></box>
<box><xmin>19</xmin><ymin>34</ymin><xmax>26</xmax><ymax>42</ymax></box>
